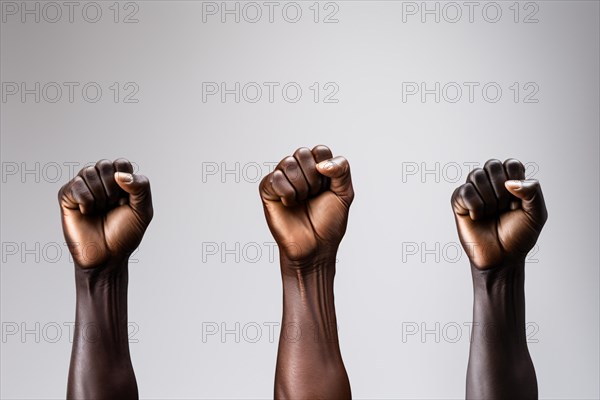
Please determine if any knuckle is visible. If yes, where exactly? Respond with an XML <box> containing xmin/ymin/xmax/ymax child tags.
<box><xmin>451</xmin><ymin>186</ymin><xmax>462</xmax><ymax>202</ymax></box>
<box><xmin>137</xmin><ymin>174</ymin><xmax>150</xmax><ymax>186</ymax></box>
<box><xmin>259</xmin><ymin>173</ymin><xmax>270</xmax><ymax>190</ymax></box>
<box><xmin>113</xmin><ymin>158</ymin><xmax>133</xmax><ymax>172</ymax></box>
<box><xmin>57</xmin><ymin>184</ymin><xmax>68</xmax><ymax>203</ymax></box>
<box><xmin>484</xmin><ymin>159</ymin><xmax>504</xmax><ymax>174</ymax></box>
<box><xmin>313</xmin><ymin>144</ymin><xmax>331</xmax><ymax>152</ymax></box>
<box><xmin>83</xmin><ymin>166</ymin><xmax>96</xmax><ymax>178</ymax></box>
<box><xmin>484</xmin><ymin>158</ymin><xmax>502</xmax><ymax>168</ymax></box>
<box><xmin>293</xmin><ymin>147</ymin><xmax>311</xmax><ymax>157</ymax></box>
<box><xmin>282</xmin><ymin>156</ymin><xmax>296</xmax><ymax>167</ymax></box>
<box><xmin>504</xmin><ymin>158</ymin><xmax>524</xmax><ymax>169</ymax></box>
<box><xmin>281</xmin><ymin>158</ymin><xmax>301</xmax><ymax>176</ymax></box>
<box><xmin>95</xmin><ymin>159</ymin><xmax>112</xmax><ymax>168</ymax></box>
<box><xmin>467</xmin><ymin>168</ymin><xmax>483</xmax><ymax>181</ymax></box>
<box><xmin>341</xmin><ymin>158</ymin><xmax>350</xmax><ymax>173</ymax></box>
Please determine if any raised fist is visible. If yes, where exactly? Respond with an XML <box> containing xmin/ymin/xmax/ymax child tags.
<box><xmin>259</xmin><ymin>145</ymin><xmax>354</xmax><ymax>266</ymax></box>
<box><xmin>451</xmin><ymin>159</ymin><xmax>548</xmax><ymax>270</ymax></box>
<box><xmin>58</xmin><ymin>159</ymin><xmax>153</xmax><ymax>268</ymax></box>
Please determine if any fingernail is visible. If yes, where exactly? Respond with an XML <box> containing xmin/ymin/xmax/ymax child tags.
<box><xmin>506</xmin><ymin>180</ymin><xmax>522</xmax><ymax>189</ymax></box>
<box><xmin>117</xmin><ymin>172</ymin><xmax>133</xmax><ymax>183</ymax></box>
<box><xmin>520</xmin><ymin>180</ymin><xmax>539</xmax><ymax>190</ymax></box>
<box><xmin>319</xmin><ymin>161</ymin><xmax>333</xmax><ymax>170</ymax></box>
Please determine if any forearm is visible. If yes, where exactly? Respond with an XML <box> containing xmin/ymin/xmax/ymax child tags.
<box><xmin>275</xmin><ymin>256</ymin><xmax>351</xmax><ymax>400</ymax></box>
<box><xmin>466</xmin><ymin>261</ymin><xmax>537</xmax><ymax>400</ymax></box>
<box><xmin>67</xmin><ymin>259</ymin><xmax>138</xmax><ymax>399</ymax></box>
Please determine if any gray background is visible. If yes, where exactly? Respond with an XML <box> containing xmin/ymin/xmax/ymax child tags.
<box><xmin>1</xmin><ymin>1</ymin><xmax>598</xmax><ymax>398</ymax></box>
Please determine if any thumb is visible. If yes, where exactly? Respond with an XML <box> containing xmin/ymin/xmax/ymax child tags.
<box><xmin>505</xmin><ymin>179</ymin><xmax>548</xmax><ymax>226</ymax></box>
<box><xmin>316</xmin><ymin>156</ymin><xmax>354</xmax><ymax>205</ymax></box>
<box><xmin>114</xmin><ymin>172</ymin><xmax>154</xmax><ymax>223</ymax></box>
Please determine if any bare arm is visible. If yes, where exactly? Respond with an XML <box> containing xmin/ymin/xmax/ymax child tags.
<box><xmin>260</xmin><ymin>145</ymin><xmax>353</xmax><ymax>399</ymax></box>
<box><xmin>59</xmin><ymin>159</ymin><xmax>153</xmax><ymax>399</ymax></box>
<box><xmin>451</xmin><ymin>158</ymin><xmax>547</xmax><ymax>399</ymax></box>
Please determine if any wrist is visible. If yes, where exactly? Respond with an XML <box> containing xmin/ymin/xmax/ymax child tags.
<box><xmin>280</xmin><ymin>256</ymin><xmax>339</xmax><ymax>343</ymax></box>
<box><xmin>280</xmin><ymin>248</ymin><xmax>337</xmax><ymax>276</ymax></box>
<box><xmin>470</xmin><ymin>260</ymin><xmax>528</xmax><ymax>345</ymax></box>
<box><xmin>74</xmin><ymin>256</ymin><xmax>128</xmax><ymax>283</ymax></box>
<box><xmin>73</xmin><ymin>258</ymin><xmax>130</xmax><ymax>349</ymax></box>
<box><xmin>281</xmin><ymin>257</ymin><xmax>336</xmax><ymax>296</ymax></box>
<box><xmin>471</xmin><ymin>259</ymin><xmax>525</xmax><ymax>295</ymax></box>
<box><xmin>74</xmin><ymin>258</ymin><xmax>129</xmax><ymax>309</ymax></box>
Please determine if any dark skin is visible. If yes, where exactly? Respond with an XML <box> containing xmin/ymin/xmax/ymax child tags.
<box><xmin>259</xmin><ymin>145</ymin><xmax>354</xmax><ymax>400</ymax></box>
<box><xmin>451</xmin><ymin>159</ymin><xmax>548</xmax><ymax>400</ymax></box>
<box><xmin>59</xmin><ymin>159</ymin><xmax>153</xmax><ymax>400</ymax></box>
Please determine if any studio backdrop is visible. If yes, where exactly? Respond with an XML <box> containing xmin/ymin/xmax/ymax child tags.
<box><xmin>1</xmin><ymin>1</ymin><xmax>599</xmax><ymax>399</ymax></box>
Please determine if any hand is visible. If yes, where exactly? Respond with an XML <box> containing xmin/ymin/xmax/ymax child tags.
<box><xmin>259</xmin><ymin>145</ymin><xmax>354</xmax><ymax>266</ymax></box>
<box><xmin>59</xmin><ymin>159</ymin><xmax>153</xmax><ymax>268</ymax></box>
<box><xmin>451</xmin><ymin>159</ymin><xmax>547</xmax><ymax>270</ymax></box>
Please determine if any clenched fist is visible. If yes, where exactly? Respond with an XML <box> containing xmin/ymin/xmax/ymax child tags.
<box><xmin>259</xmin><ymin>145</ymin><xmax>354</xmax><ymax>266</ymax></box>
<box><xmin>451</xmin><ymin>158</ymin><xmax>548</xmax><ymax>270</ymax></box>
<box><xmin>59</xmin><ymin>159</ymin><xmax>153</xmax><ymax>268</ymax></box>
